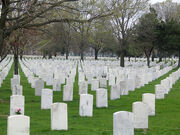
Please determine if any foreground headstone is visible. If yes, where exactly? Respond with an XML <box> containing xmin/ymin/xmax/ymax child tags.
<box><xmin>51</xmin><ymin>103</ymin><xmax>68</xmax><ymax>130</ymax></box>
<box><xmin>10</xmin><ymin>95</ymin><xmax>24</xmax><ymax>116</ymax></box>
<box><xmin>7</xmin><ymin>115</ymin><xmax>30</xmax><ymax>135</ymax></box>
<box><xmin>142</xmin><ymin>93</ymin><xmax>155</xmax><ymax>116</ymax></box>
<box><xmin>133</xmin><ymin>101</ymin><xmax>148</xmax><ymax>129</ymax></box>
<box><xmin>41</xmin><ymin>89</ymin><xmax>53</xmax><ymax>109</ymax></box>
<box><xmin>35</xmin><ymin>79</ymin><xmax>44</xmax><ymax>96</ymax></box>
<box><xmin>113</xmin><ymin>111</ymin><xmax>134</xmax><ymax>135</ymax></box>
<box><xmin>96</xmin><ymin>88</ymin><xmax>108</xmax><ymax>108</ymax></box>
<box><xmin>79</xmin><ymin>94</ymin><xmax>93</xmax><ymax>117</ymax></box>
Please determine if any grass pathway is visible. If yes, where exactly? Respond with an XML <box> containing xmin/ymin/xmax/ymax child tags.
<box><xmin>0</xmin><ymin>63</ymin><xmax>179</xmax><ymax>135</ymax></box>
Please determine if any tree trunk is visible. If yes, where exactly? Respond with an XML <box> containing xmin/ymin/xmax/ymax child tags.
<box><xmin>152</xmin><ymin>50</ymin><xmax>154</xmax><ymax>62</ymax></box>
<box><xmin>20</xmin><ymin>55</ymin><xmax>23</xmax><ymax>60</ymax></box>
<box><xmin>95</xmin><ymin>49</ymin><xmax>99</xmax><ymax>60</ymax></box>
<box><xmin>128</xmin><ymin>56</ymin><xmax>130</xmax><ymax>61</ymax></box>
<box><xmin>0</xmin><ymin>31</ymin><xmax>4</xmax><ymax>57</ymax></box>
<box><xmin>80</xmin><ymin>51</ymin><xmax>84</xmax><ymax>61</ymax></box>
<box><xmin>48</xmin><ymin>53</ymin><xmax>52</xmax><ymax>59</ymax></box>
<box><xmin>66</xmin><ymin>50</ymin><xmax>69</xmax><ymax>60</ymax></box>
<box><xmin>0</xmin><ymin>1</ymin><xmax>10</xmax><ymax>56</ymax></box>
<box><xmin>159</xmin><ymin>54</ymin><xmax>162</xmax><ymax>62</ymax></box>
<box><xmin>178</xmin><ymin>47</ymin><xmax>180</xmax><ymax>68</ymax></box>
<box><xmin>120</xmin><ymin>51</ymin><xmax>125</xmax><ymax>67</ymax></box>
<box><xmin>14</xmin><ymin>47</ymin><xmax>19</xmax><ymax>75</ymax></box>
<box><xmin>147</xmin><ymin>56</ymin><xmax>150</xmax><ymax>67</ymax></box>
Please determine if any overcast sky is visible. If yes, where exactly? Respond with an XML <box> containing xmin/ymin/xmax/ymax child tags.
<box><xmin>149</xmin><ymin>0</ymin><xmax>180</xmax><ymax>4</ymax></box>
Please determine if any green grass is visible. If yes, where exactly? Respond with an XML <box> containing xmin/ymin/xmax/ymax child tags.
<box><xmin>0</xmin><ymin>63</ymin><xmax>180</xmax><ymax>135</ymax></box>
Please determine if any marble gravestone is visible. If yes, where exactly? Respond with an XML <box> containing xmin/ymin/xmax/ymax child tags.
<box><xmin>53</xmin><ymin>79</ymin><xmax>61</xmax><ymax>91</ymax></box>
<box><xmin>51</xmin><ymin>103</ymin><xmax>68</xmax><ymax>130</ymax></box>
<box><xmin>35</xmin><ymin>79</ymin><xmax>44</xmax><ymax>96</ymax></box>
<box><xmin>99</xmin><ymin>78</ymin><xmax>107</xmax><ymax>88</ymax></box>
<box><xmin>63</xmin><ymin>85</ymin><xmax>73</xmax><ymax>101</ymax></box>
<box><xmin>11</xmin><ymin>78</ymin><xmax>19</xmax><ymax>91</ymax></box>
<box><xmin>113</xmin><ymin>111</ymin><xmax>134</xmax><ymax>135</ymax></box>
<box><xmin>41</xmin><ymin>89</ymin><xmax>53</xmax><ymax>109</ymax></box>
<box><xmin>155</xmin><ymin>84</ymin><xmax>165</xmax><ymax>99</ymax></box>
<box><xmin>91</xmin><ymin>79</ymin><xmax>99</xmax><ymax>91</ymax></box>
<box><xmin>7</xmin><ymin>115</ymin><xmax>30</xmax><ymax>135</ymax></box>
<box><xmin>110</xmin><ymin>84</ymin><xmax>120</xmax><ymax>100</ymax></box>
<box><xmin>79</xmin><ymin>81</ymin><xmax>88</xmax><ymax>95</ymax></box>
<box><xmin>96</xmin><ymin>88</ymin><xmax>108</xmax><ymax>108</ymax></box>
<box><xmin>79</xmin><ymin>94</ymin><xmax>93</xmax><ymax>117</ymax></box>
<box><xmin>10</xmin><ymin>95</ymin><xmax>24</xmax><ymax>116</ymax></box>
<box><xmin>133</xmin><ymin>101</ymin><xmax>148</xmax><ymax>129</ymax></box>
<box><xmin>120</xmin><ymin>81</ymin><xmax>127</xmax><ymax>95</ymax></box>
<box><xmin>12</xmin><ymin>84</ymin><xmax>23</xmax><ymax>95</ymax></box>
<box><xmin>142</xmin><ymin>93</ymin><xmax>155</xmax><ymax>116</ymax></box>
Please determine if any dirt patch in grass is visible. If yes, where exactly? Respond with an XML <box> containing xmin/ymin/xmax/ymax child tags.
<box><xmin>0</xmin><ymin>114</ymin><xmax>8</xmax><ymax>118</ymax></box>
<box><xmin>0</xmin><ymin>99</ymin><xmax>9</xmax><ymax>103</ymax></box>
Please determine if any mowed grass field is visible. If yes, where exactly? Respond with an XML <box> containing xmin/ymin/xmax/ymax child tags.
<box><xmin>0</xmin><ymin>62</ymin><xmax>180</xmax><ymax>135</ymax></box>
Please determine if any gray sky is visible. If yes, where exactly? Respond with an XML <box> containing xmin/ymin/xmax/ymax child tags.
<box><xmin>149</xmin><ymin>0</ymin><xmax>180</xmax><ymax>4</ymax></box>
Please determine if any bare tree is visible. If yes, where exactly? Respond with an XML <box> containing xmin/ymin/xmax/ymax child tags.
<box><xmin>106</xmin><ymin>0</ymin><xmax>148</xmax><ymax>67</ymax></box>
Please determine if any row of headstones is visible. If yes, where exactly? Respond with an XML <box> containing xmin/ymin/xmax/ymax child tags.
<box><xmin>80</xmin><ymin>62</ymin><xmax>175</xmax><ymax>89</ymax></box>
<box><xmin>10</xmin><ymin>75</ymin><xmax>24</xmax><ymax>116</ymax></box>
<box><xmin>22</xmin><ymin>58</ymin><xmax>76</xmax><ymax>80</ymax></box>
<box><xmin>155</xmin><ymin>68</ymin><xmax>180</xmax><ymax>99</ymax></box>
<box><xmin>20</xmin><ymin>58</ymin><xmax>76</xmax><ymax>89</ymax></box>
<box><xmin>113</xmin><ymin>93</ymin><xmax>155</xmax><ymax>135</ymax></box>
<box><xmin>80</xmin><ymin>59</ymin><xmax>171</xmax><ymax>78</ymax></box>
<box><xmin>0</xmin><ymin>57</ymin><xmax>13</xmax><ymax>87</ymax></box>
<box><xmin>7</xmin><ymin>93</ymin><xmax>154</xmax><ymax>135</ymax></box>
<box><xmin>22</xmin><ymin>56</ymin><xmax>168</xmax><ymax>88</ymax></box>
<box><xmin>26</xmin><ymin>66</ymin><xmax>176</xmax><ymax>104</ymax></box>
<box><xmin>113</xmin><ymin>67</ymin><xmax>180</xmax><ymax>135</ymax></box>
<box><xmin>78</xmin><ymin>67</ymin><xmax>175</xmax><ymax>101</ymax></box>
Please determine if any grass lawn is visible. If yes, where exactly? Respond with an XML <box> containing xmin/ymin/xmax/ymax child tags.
<box><xmin>0</xmin><ymin>62</ymin><xmax>180</xmax><ymax>135</ymax></box>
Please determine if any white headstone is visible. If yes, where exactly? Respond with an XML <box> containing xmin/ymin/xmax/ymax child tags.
<box><xmin>99</xmin><ymin>78</ymin><xmax>107</xmax><ymax>88</ymax></box>
<box><xmin>51</xmin><ymin>103</ymin><xmax>68</xmax><ymax>130</ymax></box>
<box><xmin>120</xmin><ymin>81</ymin><xmax>128</xmax><ymax>95</ymax></box>
<box><xmin>142</xmin><ymin>93</ymin><xmax>155</xmax><ymax>116</ymax></box>
<box><xmin>10</xmin><ymin>95</ymin><xmax>24</xmax><ymax>116</ymax></box>
<box><xmin>126</xmin><ymin>79</ymin><xmax>135</xmax><ymax>91</ymax></box>
<box><xmin>79</xmin><ymin>94</ymin><xmax>93</xmax><ymax>117</ymax></box>
<box><xmin>12</xmin><ymin>84</ymin><xmax>23</xmax><ymax>95</ymax></box>
<box><xmin>155</xmin><ymin>85</ymin><xmax>165</xmax><ymax>99</ymax></box>
<box><xmin>35</xmin><ymin>79</ymin><xmax>44</xmax><ymax>96</ymax></box>
<box><xmin>79</xmin><ymin>81</ymin><xmax>88</xmax><ymax>95</ymax></box>
<box><xmin>7</xmin><ymin>115</ymin><xmax>30</xmax><ymax>135</ymax></box>
<box><xmin>63</xmin><ymin>85</ymin><xmax>73</xmax><ymax>101</ymax></box>
<box><xmin>53</xmin><ymin>79</ymin><xmax>61</xmax><ymax>91</ymax></box>
<box><xmin>113</xmin><ymin>111</ymin><xmax>134</xmax><ymax>135</ymax></box>
<box><xmin>110</xmin><ymin>84</ymin><xmax>120</xmax><ymax>100</ymax></box>
<box><xmin>96</xmin><ymin>88</ymin><xmax>108</xmax><ymax>108</ymax></box>
<box><xmin>11</xmin><ymin>78</ymin><xmax>19</xmax><ymax>90</ymax></box>
<box><xmin>91</xmin><ymin>79</ymin><xmax>99</xmax><ymax>91</ymax></box>
<box><xmin>41</xmin><ymin>89</ymin><xmax>53</xmax><ymax>109</ymax></box>
<box><xmin>133</xmin><ymin>101</ymin><xmax>148</xmax><ymax>129</ymax></box>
